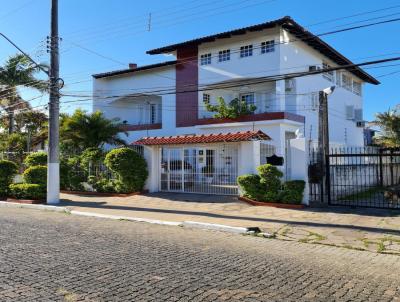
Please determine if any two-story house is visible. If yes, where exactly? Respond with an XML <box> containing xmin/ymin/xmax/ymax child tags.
<box><xmin>92</xmin><ymin>16</ymin><xmax>379</xmax><ymax>196</ymax></box>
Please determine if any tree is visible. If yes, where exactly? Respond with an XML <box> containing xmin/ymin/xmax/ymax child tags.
<box><xmin>204</xmin><ymin>97</ymin><xmax>257</xmax><ymax>119</ymax></box>
<box><xmin>60</xmin><ymin>109</ymin><xmax>127</xmax><ymax>153</ymax></box>
<box><xmin>374</xmin><ymin>108</ymin><xmax>400</xmax><ymax>147</ymax></box>
<box><xmin>0</xmin><ymin>54</ymin><xmax>48</xmax><ymax>134</ymax></box>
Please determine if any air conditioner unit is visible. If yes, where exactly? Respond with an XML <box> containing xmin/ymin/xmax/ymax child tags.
<box><xmin>356</xmin><ymin>121</ymin><xmax>366</xmax><ymax>128</ymax></box>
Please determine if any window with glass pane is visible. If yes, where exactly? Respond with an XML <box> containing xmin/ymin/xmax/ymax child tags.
<box><xmin>150</xmin><ymin>104</ymin><xmax>157</xmax><ymax>124</ymax></box>
<box><xmin>203</xmin><ymin>93</ymin><xmax>210</xmax><ymax>103</ymax></box>
<box><xmin>200</xmin><ymin>53</ymin><xmax>211</xmax><ymax>65</ymax></box>
<box><xmin>341</xmin><ymin>73</ymin><xmax>352</xmax><ymax>90</ymax></box>
<box><xmin>261</xmin><ymin>40</ymin><xmax>275</xmax><ymax>54</ymax></box>
<box><xmin>240</xmin><ymin>93</ymin><xmax>255</xmax><ymax>106</ymax></box>
<box><xmin>353</xmin><ymin>81</ymin><xmax>362</xmax><ymax>95</ymax></box>
<box><xmin>322</xmin><ymin>62</ymin><xmax>334</xmax><ymax>81</ymax></box>
<box><xmin>218</xmin><ymin>49</ymin><xmax>230</xmax><ymax>62</ymax></box>
<box><xmin>240</xmin><ymin>45</ymin><xmax>253</xmax><ymax>57</ymax></box>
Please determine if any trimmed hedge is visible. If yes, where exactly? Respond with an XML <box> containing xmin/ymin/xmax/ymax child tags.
<box><xmin>237</xmin><ymin>174</ymin><xmax>265</xmax><ymax>201</ymax></box>
<box><xmin>24</xmin><ymin>152</ymin><xmax>47</xmax><ymax>167</ymax></box>
<box><xmin>60</xmin><ymin>156</ymin><xmax>85</xmax><ymax>191</ymax></box>
<box><xmin>237</xmin><ymin>164</ymin><xmax>305</xmax><ymax>204</ymax></box>
<box><xmin>0</xmin><ymin>160</ymin><xmax>18</xmax><ymax>197</ymax></box>
<box><xmin>281</xmin><ymin>180</ymin><xmax>306</xmax><ymax>204</ymax></box>
<box><xmin>9</xmin><ymin>183</ymin><xmax>46</xmax><ymax>200</ymax></box>
<box><xmin>80</xmin><ymin>147</ymin><xmax>105</xmax><ymax>172</ymax></box>
<box><xmin>23</xmin><ymin>165</ymin><xmax>47</xmax><ymax>187</ymax></box>
<box><xmin>104</xmin><ymin>148</ymin><xmax>148</xmax><ymax>193</ymax></box>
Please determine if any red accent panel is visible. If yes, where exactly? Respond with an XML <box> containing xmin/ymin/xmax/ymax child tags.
<box><xmin>176</xmin><ymin>47</ymin><xmax>198</xmax><ymax>127</ymax></box>
<box><xmin>196</xmin><ymin>112</ymin><xmax>305</xmax><ymax>125</ymax></box>
<box><xmin>119</xmin><ymin>123</ymin><xmax>162</xmax><ymax>132</ymax></box>
<box><xmin>133</xmin><ymin>130</ymin><xmax>271</xmax><ymax>146</ymax></box>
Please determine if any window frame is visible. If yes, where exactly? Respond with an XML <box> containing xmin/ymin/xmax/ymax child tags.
<box><xmin>240</xmin><ymin>44</ymin><xmax>253</xmax><ymax>58</ymax></box>
<box><xmin>322</xmin><ymin>61</ymin><xmax>334</xmax><ymax>82</ymax></box>
<box><xmin>261</xmin><ymin>40</ymin><xmax>275</xmax><ymax>54</ymax></box>
<box><xmin>240</xmin><ymin>93</ymin><xmax>255</xmax><ymax>106</ymax></box>
<box><xmin>200</xmin><ymin>53</ymin><xmax>212</xmax><ymax>66</ymax></box>
<box><xmin>218</xmin><ymin>49</ymin><xmax>231</xmax><ymax>62</ymax></box>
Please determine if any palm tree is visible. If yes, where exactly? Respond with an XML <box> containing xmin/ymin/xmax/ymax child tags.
<box><xmin>60</xmin><ymin>109</ymin><xmax>127</xmax><ymax>154</ymax></box>
<box><xmin>374</xmin><ymin>108</ymin><xmax>400</xmax><ymax>147</ymax></box>
<box><xmin>0</xmin><ymin>54</ymin><xmax>48</xmax><ymax>134</ymax></box>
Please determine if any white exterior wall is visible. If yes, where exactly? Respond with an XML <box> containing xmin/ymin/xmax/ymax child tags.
<box><xmin>279</xmin><ymin>30</ymin><xmax>365</xmax><ymax>146</ymax></box>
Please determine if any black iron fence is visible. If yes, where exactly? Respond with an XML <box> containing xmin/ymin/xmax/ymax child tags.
<box><xmin>309</xmin><ymin>147</ymin><xmax>400</xmax><ymax>209</ymax></box>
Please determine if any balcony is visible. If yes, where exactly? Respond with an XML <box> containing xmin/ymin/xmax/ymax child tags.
<box><xmin>106</xmin><ymin>93</ymin><xmax>162</xmax><ymax>132</ymax></box>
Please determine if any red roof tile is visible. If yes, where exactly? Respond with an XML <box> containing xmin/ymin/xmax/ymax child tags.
<box><xmin>133</xmin><ymin>130</ymin><xmax>271</xmax><ymax>146</ymax></box>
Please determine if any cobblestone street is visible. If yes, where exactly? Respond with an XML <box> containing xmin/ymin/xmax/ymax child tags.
<box><xmin>0</xmin><ymin>208</ymin><xmax>399</xmax><ymax>301</ymax></box>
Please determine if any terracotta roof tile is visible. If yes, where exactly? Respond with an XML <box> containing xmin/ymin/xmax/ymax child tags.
<box><xmin>133</xmin><ymin>130</ymin><xmax>271</xmax><ymax>146</ymax></box>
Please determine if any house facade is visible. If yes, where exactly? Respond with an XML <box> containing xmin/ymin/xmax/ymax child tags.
<box><xmin>92</xmin><ymin>16</ymin><xmax>379</xmax><ymax>197</ymax></box>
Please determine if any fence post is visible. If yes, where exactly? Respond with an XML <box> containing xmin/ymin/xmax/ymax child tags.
<box><xmin>390</xmin><ymin>149</ymin><xmax>394</xmax><ymax>186</ymax></box>
<box><xmin>325</xmin><ymin>153</ymin><xmax>331</xmax><ymax>205</ymax></box>
<box><xmin>379</xmin><ymin>149</ymin><xmax>384</xmax><ymax>188</ymax></box>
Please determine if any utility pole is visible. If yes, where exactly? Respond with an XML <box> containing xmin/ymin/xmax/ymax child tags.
<box><xmin>47</xmin><ymin>0</ymin><xmax>60</xmax><ymax>204</ymax></box>
<box><xmin>318</xmin><ymin>86</ymin><xmax>335</xmax><ymax>203</ymax></box>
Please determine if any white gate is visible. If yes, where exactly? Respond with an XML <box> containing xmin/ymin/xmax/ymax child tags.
<box><xmin>160</xmin><ymin>144</ymin><xmax>239</xmax><ymax>195</ymax></box>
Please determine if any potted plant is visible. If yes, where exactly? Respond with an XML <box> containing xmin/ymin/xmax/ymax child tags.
<box><xmin>201</xmin><ymin>165</ymin><xmax>214</xmax><ymax>184</ymax></box>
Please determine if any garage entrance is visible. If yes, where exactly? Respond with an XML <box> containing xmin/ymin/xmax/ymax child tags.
<box><xmin>160</xmin><ymin>144</ymin><xmax>239</xmax><ymax>195</ymax></box>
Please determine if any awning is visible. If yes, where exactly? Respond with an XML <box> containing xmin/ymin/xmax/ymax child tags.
<box><xmin>133</xmin><ymin>130</ymin><xmax>271</xmax><ymax>146</ymax></box>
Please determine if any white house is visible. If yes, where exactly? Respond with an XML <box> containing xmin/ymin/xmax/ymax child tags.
<box><xmin>92</xmin><ymin>16</ymin><xmax>379</xmax><ymax>196</ymax></box>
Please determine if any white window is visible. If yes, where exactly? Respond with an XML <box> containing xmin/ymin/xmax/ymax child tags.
<box><xmin>150</xmin><ymin>104</ymin><xmax>158</xmax><ymax>124</ymax></box>
<box><xmin>341</xmin><ymin>73</ymin><xmax>352</xmax><ymax>91</ymax></box>
<box><xmin>346</xmin><ymin>105</ymin><xmax>355</xmax><ymax>120</ymax></box>
<box><xmin>309</xmin><ymin>65</ymin><xmax>321</xmax><ymax>72</ymax></box>
<box><xmin>240</xmin><ymin>93</ymin><xmax>255</xmax><ymax>106</ymax></box>
<box><xmin>203</xmin><ymin>93</ymin><xmax>210</xmax><ymax>103</ymax></box>
<box><xmin>261</xmin><ymin>40</ymin><xmax>275</xmax><ymax>54</ymax></box>
<box><xmin>218</xmin><ymin>49</ymin><xmax>230</xmax><ymax>62</ymax></box>
<box><xmin>240</xmin><ymin>45</ymin><xmax>253</xmax><ymax>58</ymax></box>
<box><xmin>353</xmin><ymin>80</ymin><xmax>362</xmax><ymax>96</ymax></box>
<box><xmin>322</xmin><ymin>61</ymin><xmax>334</xmax><ymax>82</ymax></box>
<box><xmin>200</xmin><ymin>53</ymin><xmax>211</xmax><ymax>65</ymax></box>
<box><xmin>311</xmin><ymin>92</ymin><xmax>319</xmax><ymax>110</ymax></box>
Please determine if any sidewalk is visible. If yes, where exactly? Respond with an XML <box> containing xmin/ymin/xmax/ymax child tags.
<box><xmin>60</xmin><ymin>192</ymin><xmax>400</xmax><ymax>254</ymax></box>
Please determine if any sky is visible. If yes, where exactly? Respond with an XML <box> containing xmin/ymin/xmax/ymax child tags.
<box><xmin>1</xmin><ymin>0</ymin><xmax>400</xmax><ymax>121</ymax></box>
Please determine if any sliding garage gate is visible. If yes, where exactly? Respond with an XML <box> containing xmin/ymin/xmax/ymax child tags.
<box><xmin>160</xmin><ymin>144</ymin><xmax>239</xmax><ymax>195</ymax></box>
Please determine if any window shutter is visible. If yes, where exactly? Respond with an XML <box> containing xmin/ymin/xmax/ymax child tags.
<box><xmin>346</xmin><ymin>105</ymin><xmax>355</xmax><ymax>120</ymax></box>
<box><xmin>354</xmin><ymin>108</ymin><xmax>363</xmax><ymax>121</ymax></box>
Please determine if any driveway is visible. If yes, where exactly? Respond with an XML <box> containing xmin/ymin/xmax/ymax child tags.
<box><xmin>60</xmin><ymin>192</ymin><xmax>400</xmax><ymax>254</ymax></box>
<box><xmin>1</xmin><ymin>207</ymin><xmax>399</xmax><ymax>301</ymax></box>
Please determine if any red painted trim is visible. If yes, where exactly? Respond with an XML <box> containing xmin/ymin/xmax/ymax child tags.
<box><xmin>239</xmin><ymin>196</ymin><xmax>305</xmax><ymax>209</ymax></box>
<box><xmin>176</xmin><ymin>46</ymin><xmax>198</xmax><ymax>127</ymax></box>
<box><xmin>120</xmin><ymin>123</ymin><xmax>162</xmax><ymax>132</ymax></box>
<box><xmin>61</xmin><ymin>190</ymin><xmax>148</xmax><ymax>197</ymax></box>
<box><xmin>196</xmin><ymin>112</ymin><xmax>305</xmax><ymax>126</ymax></box>
<box><xmin>5</xmin><ymin>198</ymin><xmax>45</xmax><ymax>204</ymax></box>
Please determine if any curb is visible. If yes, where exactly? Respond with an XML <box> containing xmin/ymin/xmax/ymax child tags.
<box><xmin>0</xmin><ymin>201</ymin><xmax>69</xmax><ymax>213</ymax></box>
<box><xmin>69</xmin><ymin>210</ymin><xmax>182</xmax><ymax>227</ymax></box>
<box><xmin>0</xmin><ymin>202</ymin><xmax>255</xmax><ymax>235</ymax></box>
<box><xmin>182</xmin><ymin>221</ymin><xmax>249</xmax><ymax>234</ymax></box>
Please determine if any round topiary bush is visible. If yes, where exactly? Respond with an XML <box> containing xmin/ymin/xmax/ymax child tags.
<box><xmin>23</xmin><ymin>165</ymin><xmax>47</xmax><ymax>187</ymax></box>
<box><xmin>0</xmin><ymin>160</ymin><xmax>18</xmax><ymax>197</ymax></box>
<box><xmin>237</xmin><ymin>174</ymin><xmax>265</xmax><ymax>201</ymax></box>
<box><xmin>104</xmin><ymin>148</ymin><xmax>148</xmax><ymax>193</ymax></box>
<box><xmin>24</xmin><ymin>152</ymin><xmax>47</xmax><ymax>167</ymax></box>
<box><xmin>257</xmin><ymin>164</ymin><xmax>283</xmax><ymax>200</ymax></box>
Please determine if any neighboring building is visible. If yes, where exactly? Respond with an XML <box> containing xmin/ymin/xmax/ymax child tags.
<box><xmin>92</xmin><ymin>16</ymin><xmax>379</xmax><ymax>196</ymax></box>
<box><xmin>364</xmin><ymin>122</ymin><xmax>379</xmax><ymax>146</ymax></box>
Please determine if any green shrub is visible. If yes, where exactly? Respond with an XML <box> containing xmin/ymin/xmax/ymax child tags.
<box><xmin>104</xmin><ymin>148</ymin><xmax>148</xmax><ymax>193</ymax></box>
<box><xmin>257</xmin><ymin>164</ymin><xmax>283</xmax><ymax>201</ymax></box>
<box><xmin>0</xmin><ymin>160</ymin><xmax>18</xmax><ymax>197</ymax></box>
<box><xmin>237</xmin><ymin>174</ymin><xmax>265</xmax><ymax>201</ymax></box>
<box><xmin>23</xmin><ymin>165</ymin><xmax>47</xmax><ymax>187</ymax></box>
<box><xmin>281</xmin><ymin>180</ymin><xmax>305</xmax><ymax>204</ymax></box>
<box><xmin>88</xmin><ymin>176</ymin><xmax>116</xmax><ymax>193</ymax></box>
<box><xmin>80</xmin><ymin>147</ymin><xmax>106</xmax><ymax>172</ymax></box>
<box><xmin>24</xmin><ymin>152</ymin><xmax>47</xmax><ymax>167</ymax></box>
<box><xmin>9</xmin><ymin>183</ymin><xmax>46</xmax><ymax>200</ymax></box>
<box><xmin>60</xmin><ymin>156</ymin><xmax>85</xmax><ymax>191</ymax></box>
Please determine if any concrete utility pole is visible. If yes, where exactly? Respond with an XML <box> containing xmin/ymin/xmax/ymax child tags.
<box><xmin>47</xmin><ymin>0</ymin><xmax>60</xmax><ymax>204</ymax></box>
<box><xmin>318</xmin><ymin>86</ymin><xmax>335</xmax><ymax>203</ymax></box>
